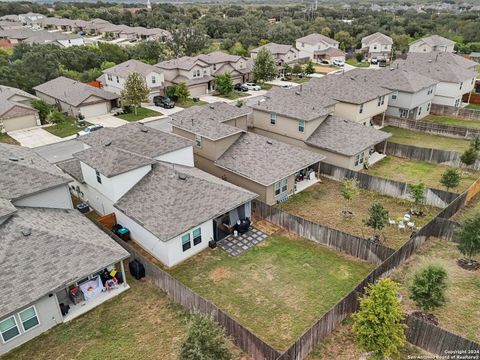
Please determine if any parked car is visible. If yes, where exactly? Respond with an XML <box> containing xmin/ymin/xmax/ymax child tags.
<box><xmin>243</xmin><ymin>83</ymin><xmax>261</xmax><ymax>91</ymax></box>
<box><xmin>234</xmin><ymin>83</ymin><xmax>249</xmax><ymax>92</ymax></box>
<box><xmin>378</xmin><ymin>59</ymin><xmax>387</xmax><ymax>67</ymax></box>
<box><xmin>332</xmin><ymin>59</ymin><xmax>345</xmax><ymax>67</ymax></box>
<box><xmin>153</xmin><ymin>95</ymin><xmax>175</xmax><ymax>109</ymax></box>
<box><xmin>370</xmin><ymin>58</ymin><xmax>378</xmax><ymax>65</ymax></box>
<box><xmin>77</xmin><ymin>124</ymin><xmax>104</xmax><ymax>137</ymax></box>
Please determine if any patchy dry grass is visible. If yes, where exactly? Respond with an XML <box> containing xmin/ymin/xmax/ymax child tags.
<box><xmin>0</xmin><ymin>132</ymin><xmax>19</xmax><ymax>145</ymax></box>
<box><xmin>452</xmin><ymin>193</ymin><xmax>480</xmax><ymax>223</ymax></box>
<box><xmin>390</xmin><ymin>238</ymin><xmax>480</xmax><ymax>343</ymax></box>
<box><xmin>169</xmin><ymin>233</ymin><xmax>373</xmax><ymax>351</ymax></box>
<box><xmin>424</xmin><ymin>115</ymin><xmax>480</xmax><ymax>129</ymax></box>
<box><xmin>365</xmin><ymin>156</ymin><xmax>479</xmax><ymax>192</ymax></box>
<box><xmin>276</xmin><ymin>178</ymin><xmax>439</xmax><ymax>249</ymax></box>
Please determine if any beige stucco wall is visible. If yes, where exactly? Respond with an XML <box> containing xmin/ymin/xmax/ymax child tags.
<box><xmin>223</xmin><ymin>115</ymin><xmax>248</xmax><ymax>131</ymax></box>
<box><xmin>334</xmin><ymin>98</ymin><xmax>388</xmax><ymax>125</ymax></box>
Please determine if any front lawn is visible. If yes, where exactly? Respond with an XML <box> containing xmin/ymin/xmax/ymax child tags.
<box><xmin>391</xmin><ymin>238</ymin><xmax>480</xmax><ymax>343</ymax></box>
<box><xmin>345</xmin><ymin>59</ymin><xmax>370</xmax><ymax>68</ymax></box>
<box><xmin>44</xmin><ymin>118</ymin><xmax>92</xmax><ymax>138</ymax></box>
<box><xmin>175</xmin><ymin>98</ymin><xmax>209</xmax><ymax>108</ymax></box>
<box><xmin>169</xmin><ymin>232</ymin><xmax>373</xmax><ymax>351</ymax></box>
<box><xmin>214</xmin><ymin>91</ymin><xmax>249</xmax><ymax>100</ymax></box>
<box><xmin>365</xmin><ymin>156</ymin><xmax>479</xmax><ymax>192</ymax></box>
<box><xmin>0</xmin><ymin>132</ymin><xmax>19</xmax><ymax>145</ymax></box>
<box><xmin>277</xmin><ymin>178</ymin><xmax>439</xmax><ymax>249</ymax></box>
<box><xmin>383</xmin><ymin>126</ymin><xmax>471</xmax><ymax>152</ymax></box>
<box><xmin>290</xmin><ymin>76</ymin><xmax>310</xmax><ymax>84</ymax></box>
<box><xmin>313</xmin><ymin>64</ymin><xmax>339</xmax><ymax>74</ymax></box>
<box><xmin>424</xmin><ymin>114</ymin><xmax>480</xmax><ymax>129</ymax></box>
<box><xmin>467</xmin><ymin>103</ymin><xmax>480</xmax><ymax>110</ymax></box>
<box><xmin>116</xmin><ymin>107</ymin><xmax>162</xmax><ymax>122</ymax></box>
<box><xmin>260</xmin><ymin>83</ymin><xmax>272</xmax><ymax>90</ymax></box>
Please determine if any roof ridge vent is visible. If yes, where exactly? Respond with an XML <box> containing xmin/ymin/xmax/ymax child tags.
<box><xmin>104</xmin><ymin>141</ymin><xmax>112</xmax><ymax>147</ymax></box>
<box><xmin>21</xmin><ymin>228</ymin><xmax>32</xmax><ymax>236</ymax></box>
<box><xmin>266</xmin><ymin>140</ymin><xmax>273</xmax><ymax>145</ymax></box>
<box><xmin>178</xmin><ymin>173</ymin><xmax>187</xmax><ymax>181</ymax></box>
<box><xmin>9</xmin><ymin>157</ymin><xmax>19</xmax><ymax>162</ymax></box>
<box><xmin>141</xmin><ymin>128</ymin><xmax>148</xmax><ymax>133</ymax></box>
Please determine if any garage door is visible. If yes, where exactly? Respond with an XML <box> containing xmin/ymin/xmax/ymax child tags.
<box><xmin>2</xmin><ymin>114</ymin><xmax>38</xmax><ymax>132</ymax></box>
<box><xmin>79</xmin><ymin>102</ymin><xmax>110</xmax><ymax>118</ymax></box>
<box><xmin>189</xmin><ymin>84</ymin><xmax>208</xmax><ymax>97</ymax></box>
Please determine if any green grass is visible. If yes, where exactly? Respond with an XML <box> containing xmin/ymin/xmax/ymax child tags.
<box><xmin>260</xmin><ymin>83</ymin><xmax>272</xmax><ymax>90</ymax></box>
<box><xmin>467</xmin><ymin>103</ymin><xmax>480</xmax><ymax>110</ymax></box>
<box><xmin>175</xmin><ymin>98</ymin><xmax>209</xmax><ymax>108</ymax></box>
<box><xmin>213</xmin><ymin>91</ymin><xmax>249</xmax><ymax>100</ymax></box>
<box><xmin>116</xmin><ymin>107</ymin><xmax>162</xmax><ymax>122</ymax></box>
<box><xmin>424</xmin><ymin>115</ymin><xmax>480</xmax><ymax>129</ymax></box>
<box><xmin>290</xmin><ymin>77</ymin><xmax>310</xmax><ymax>84</ymax></box>
<box><xmin>383</xmin><ymin>126</ymin><xmax>471</xmax><ymax>152</ymax></box>
<box><xmin>346</xmin><ymin>59</ymin><xmax>370</xmax><ymax>68</ymax></box>
<box><xmin>44</xmin><ymin>118</ymin><xmax>92</xmax><ymax>138</ymax></box>
<box><xmin>365</xmin><ymin>156</ymin><xmax>479</xmax><ymax>192</ymax></box>
<box><xmin>0</xmin><ymin>132</ymin><xmax>19</xmax><ymax>145</ymax></box>
<box><xmin>169</xmin><ymin>233</ymin><xmax>373</xmax><ymax>350</ymax></box>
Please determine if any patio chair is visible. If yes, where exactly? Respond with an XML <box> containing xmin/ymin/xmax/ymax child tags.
<box><xmin>407</xmin><ymin>221</ymin><xmax>415</xmax><ymax>229</ymax></box>
<box><xmin>388</xmin><ymin>218</ymin><xmax>396</xmax><ymax>226</ymax></box>
<box><xmin>398</xmin><ymin>221</ymin><xmax>406</xmax><ymax>231</ymax></box>
<box><xmin>403</xmin><ymin>214</ymin><xmax>411</xmax><ymax>222</ymax></box>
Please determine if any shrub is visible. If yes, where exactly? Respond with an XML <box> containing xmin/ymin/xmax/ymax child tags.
<box><xmin>31</xmin><ymin>99</ymin><xmax>53</xmax><ymax>124</ymax></box>
<box><xmin>409</xmin><ymin>264</ymin><xmax>448</xmax><ymax>312</ymax></box>
<box><xmin>47</xmin><ymin>109</ymin><xmax>66</xmax><ymax>124</ymax></box>
<box><xmin>408</xmin><ymin>182</ymin><xmax>426</xmax><ymax>209</ymax></box>
<box><xmin>175</xmin><ymin>81</ymin><xmax>190</xmax><ymax>102</ymax></box>
<box><xmin>457</xmin><ymin>214</ymin><xmax>480</xmax><ymax>260</ymax></box>
<box><xmin>355</xmin><ymin>52</ymin><xmax>364</xmax><ymax>62</ymax></box>
<box><xmin>364</xmin><ymin>202</ymin><xmax>389</xmax><ymax>235</ymax></box>
<box><xmin>440</xmin><ymin>168</ymin><xmax>461</xmax><ymax>191</ymax></box>
<box><xmin>215</xmin><ymin>73</ymin><xmax>234</xmax><ymax>95</ymax></box>
<box><xmin>340</xmin><ymin>178</ymin><xmax>359</xmax><ymax>201</ymax></box>
<box><xmin>460</xmin><ymin>147</ymin><xmax>477</xmax><ymax>167</ymax></box>
<box><xmin>166</xmin><ymin>85</ymin><xmax>178</xmax><ymax>100</ymax></box>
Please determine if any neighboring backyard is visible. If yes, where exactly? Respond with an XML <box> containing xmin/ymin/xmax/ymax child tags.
<box><xmin>365</xmin><ymin>156</ymin><xmax>479</xmax><ymax>192</ymax></box>
<box><xmin>116</xmin><ymin>107</ymin><xmax>162</xmax><ymax>122</ymax></box>
<box><xmin>169</xmin><ymin>231</ymin><xmax>373</xmax><ymax>351</ymax></box>
<box><xmin>44</xmin><ymin>118</ymin><xmax>92</xmax><ymax>138</ymax></box>
<box><xmin>451</xmin><ymin>192</ymin><xmax>480</xmax><ymax>223</ymax></box>
<box><xmin>391</xmin><ymin>238</ymin><xmax>480</xmax><ymax>343</ymax></box>
<box><xmin>276</xmin><ymin>178</ymin><xmax>439</xmax><ymax>249</ymax></box>
<box><xmin>382</xmin><ymin>126</ymin><xmax>471</xmax><ymax>152</ymax></box>
<box><xmin>424</xmin><ymin>114</ymin><xmax>480</xmax><ymax>129</ymax></box>
<box><xmin>0</xmin><ymin>132</ymin><xmax>19</xmax><ymax>145</ymax></box>
<box><xmin>1</xmin><ymin>274</ymin><xmax>248</xmax><ymax>360</ymax></box>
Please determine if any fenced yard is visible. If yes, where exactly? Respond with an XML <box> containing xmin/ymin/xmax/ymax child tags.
<box><xmin>365</xmin><ymin>156</ymin><xmax>480</xmax><ymax>192</ymax></box>
<box><xmin>424</xmin><ymin>114</ymin><xmax>480</xmax><ymax>129</ymax></box>
<box><xmin>390</xmin><ymin>238</ymin><xmax>480</xmax><ymax>344</ymax></box>
<box><xmin>169</xmin><ymin>232</ymin><xmax>374</xmax><ymax>351</ymax></box>
<box><xmin>276</xmin><ymin>178</ymin><xmax>439</xmax><ymax>249</ymax></box>
<box><xmin>452</xmin><ymin>192</ymin><xmax>480</xmax><ymax>223</ymax></box>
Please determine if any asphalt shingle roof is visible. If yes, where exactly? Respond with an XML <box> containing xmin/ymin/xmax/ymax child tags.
<box><xmin>0</xmin><ymin>206</ymin><xmax>129</xmax><ymax>318</ymax></box>
<box><xmin>306</xmin><ymin>116</ymin><xmax>391</xmax><ymax>156</ymax></box>
<box><xmin>0</xmin><ymin>85</ymin><xmax>38</xmax><ymax>118</ymax></box>
<box><xmin>251</xmin><ymin>43</ymin><xmax>295</xmax><ymax>55</ymax></box>
<box><xmin>296</xmin><ymin>33</ymin><xmax>338</xmax><ymax>46</ymax></box>
<box><xmin>0</xmin><ymin>198</ymin><xmax>16</xmax><ymax>218</ymax></box>
<box><xmin>56</xmin><ymin>158</ymin><xmax>85</xmax><ymax>183</ymax></box>
<box><xmin>103</xmin><ymin>59</ymin><xmax>161</xmax><ymax>78</ymax></box>
<box><xmin>114</xmin><ymin>162</ymin><xmax>256</xmax><ymax>241</ymax></box>
<box><xmin>412</xmin><ymin>35</ymin><xmax>455</xmax><ymax>47</ymax></box>
<box><xmin>172</xmin><ymin>116</ymin><xmax>243</xmax><ymax>141</ymax></box>
<box><xmin>216</xmin><ymin>132</ymin><xmax>324</xmax><ymax>186</ymax></box>
<box><xmin>362</xmin><ymin>32</ymin><xmax>393</xmax><ymax>46</ymax></box>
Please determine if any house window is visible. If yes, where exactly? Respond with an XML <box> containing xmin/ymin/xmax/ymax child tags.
<box><xmin>355</xmin><ymin>152</ymin><xmax>365</xmax><ymax>167</ymax></box>
<box><xmin>418</xmin><ymin>107</ymin><xmax>422</xmax><ymax>116</ymax></box>
<box><xmin>298</xmin><ymin>120</ymin><xmax>305</xmax><ymax>133</ymax></box>
<box><xmin>116</xmin><ymin>76</ymin><xmax>119</xmax><ymax>83</ymax></box>
<box><xmin>392</xmin><ymin>91</ymin><xmax>398</xmax><ymax>100</ymax></box>
<box><xmin>0</xmin><ymin>316</ymin><xmax>20</xmax><ymax>343</ymax></box>
<box><xmin>373</xmin><ymin>45</ymin><xmax>377</xmax><ymax>50</ymax></box>
<box><xmin>460</xmin><ymin>82</ymin><xmax>463</xmax><ymax>90</ymax></box>
<box><xmin>193</xmin><ymin>228</ymin><xmax>202</xmax><ymax>245</ymax></box>
<box><xmin>195</xmin><ymin>134</ymin><xmax>201</xmax><ymax>147</ymax></box>
<box><xmin>96</xmin><ymin>170</ymin><xmax>102</xmax><ymax>184</ymax></box>
<box><xmin>455</xmin><ymin>98</ymin><xmax>460</xmax><ymax>107</ymax></box>
<box><xmin>107</xmin><ymin>74</ymin><xmax>112</xmax><ymax>81</ymax></box>
<box><xmin>274</xmin><ymin>178</ymin><xmax>288</xmax><ymax>196</ymax></box>
<box><xmin>270</xmin><ymin>112</ymin><xmax>276</xmax><ymax>125</ymax></box>
<box><xmin>400</xmin><ymin>109</ymin><xmax>408</xmax><ymax>118</ymax></box>
<box><xmin>213</xmin><ymin>64</ymin><xmax>216</xmax><ymax>70</ymax></box>
<box><xmin>19</xmin><ymin>306</ymin><xmax>39</xmax><ymax>332</ymax></box>
<box><xmin>301</xmin><ymin>42</ymin><xmax>305</xmax><ymax>47</ymax></box>
<box><xmin>359</xmin><ymin>104</ymin><xmax>364</xmax><ymax>114</ymax></box>
<box><xmin>384</xmin><ymin>45</ymin><xmax>388</xmax><ymax>50</ymax></box>
<box><xmin>427</xmin><ymin>102</ymin><xmax>431</xmax><ymax>112</ymax></box>
<box><xmin>377</xmin><ymin>97</ymin><xmax>381</xmax><ymax>106</ymax></box>
<box><xmin>181</xmin><ymin>233</ymin><xmax>191</xmax><ymax>252</ymax></box>
<box><xmin>192</xmin><ymin>71</ymin><xmax>196</xmax><ymax>78</ymax></box>
<box><xmin>151</xmin><ymin>76</ymin><xmax>156</xmax><ymax>84</ymax></box>
<box><xmin>381</xmin><ymin>96</ymin><xmax>385</xmax><ymax>105</ymax></box>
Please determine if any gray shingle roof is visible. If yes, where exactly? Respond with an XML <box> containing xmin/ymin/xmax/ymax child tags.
<box><xmin>171</xmin><ymin>102</ymin><xmax>250</xmax><ymax>126</ymax></box>
<box><xmin>0</xmin><ymin>198</ymin><xmax>16</xmax><ymax>218</ymax></box>
<box><xmin>0</xmin><ymin>206</ymin><xmax>129</xmax><ymax>318</ymax></box>
<box><xmin>114</xmin><ymin>162</ymin><xmax>256</xmax><ymax>241</ymax></box>
<box><xmin>73</xmin><ymin>146</ymin><xmax>155</xmax><ymax>178</ymax></box>
<box><xmin>296</xmin><ymin>33</ymin><xmax>338</xmax><ymax>46</ymax></box>
<box><xmin>103</xmin><ymin>59</ymin><xmax>161</xmax><ymax>78</ymax></box>
<box><xmin>172</xmin><ymin>116</ymin><xmax>243</xmax><ymax>141</ymax></box>
<box><xmin>56</xmin><ymin>158</ymin><xmax>84</xmax><ymax>183</ymax></box>
<box><xmin>33</xmin><ymin>76</ymin><xmax>118</xmax><ymax>107</ymax></box>
<box><xmin>156</xmin><ymin>56</ymin><xmax>207</xmax><ymax>71</ymax></box>
<box><xmin>251</xmin><ymin>42</ymin><xmax>295</xmax><ymax>55</ymax></box>
<box><xmin>216</xmin><ymin>132</ymin><xmax>324</xmax><ymax>186</ymax></box>
<box><xmin>411</xmin><ymin>35</ymin><xmax>455</xmax><ymax>47</ymax></box>
<box><xmin>306</xmin><ymin>116</ymin><xmax>391</xmax><ymax>156</ymax></box>
<box><xmin>196</xmin><ymin>51</ymin><xmax>242</xmax><ymax>64</ymax></box>
<box><xmin>0</xmin><ymin>143</ymin><xmax>71</xmax><ymax>200</ymax></box>
<box><xmin>362</xmin><ymin>32</ymin><xmax>393</xmax><ymax>46</ymax></box>
<box><xmin>250</xmin><ymin>86</ymin><xmax>336</xmax><ymax>121</ymax></box>
<box><xmin>0</xmin><ymin>85</ymin><xmax>38</xmax><ymax>118</ymax></box>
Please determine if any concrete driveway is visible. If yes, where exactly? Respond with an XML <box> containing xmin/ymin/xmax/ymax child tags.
<box><xmin>87</xmin><ymin>114</ymin><xmax>128</xmax><ymax>128</ymax></box>
<box><xmin>34</xmin><ymin>139</ymin><xmax>86</xmax><ymax>163</ymax></box>
<box><xmin>143</xmin><ymin>104</ymin><xmax>183</xmax><ymax>117</ymax></box>
<box><xmin>8</xmin><ymin>127</ymin><xmax>63</xmax><ymax>148</ymax></box>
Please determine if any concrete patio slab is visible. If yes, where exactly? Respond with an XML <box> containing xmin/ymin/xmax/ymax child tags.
<box><xmin>217</xmin><ymin>228</ymin><xmax>268</xmax><ymax>256</ymax></box>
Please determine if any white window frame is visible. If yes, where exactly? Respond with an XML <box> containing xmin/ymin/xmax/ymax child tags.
<box><xmin>418</xmin><ymin>107</ymin><xmax>422</xmax><ymax>116</ymax></box>
<box><xmin>298</xmin><ymin>120</ymin><xmax>305</xmax><ymax>133</ymax></box>
<box><xmin>181</xmin><ymin>233</ymin><xmax>191</xmax><ymax>252</ymax></box>
<box><xmin>391</xmin><ymin>91</ymin><xmax>398</xmax><ymax>100</ymax></box>
<box><xmin>107</xmin><ymin>74</ymin><xmax>112</xmax><ymax>81</ymax></box>
<box><xmin>19</xmin><ymin>306</ymin><xmax>40</xmax><ymax>333</ymax></box>
<box><xmin>270</xmin><ymin>112</ymin><xmax>276</xmax><ymax>125</ymax></box>
<box><xmin>274</xmin><ymin>178</ymin><xmax>288</xmax><ymax>196</ymax></box>
<box><xmin>0</xmin><ymin>315</ymin><xmax>20</xmax><ymax>344</ymax></box>
<box><xmin>151</xmin><ymin>76</ymin><xmax>156</xmax><ymax>84</ymax></box>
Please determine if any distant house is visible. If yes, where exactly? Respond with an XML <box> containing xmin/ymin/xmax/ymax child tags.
<box><xmin>0</xmin><ymin>85</ymin><xmax>40</xmax><ymax>132</ymax></box>
<box><xmin>0</xmin><ymin>28</ymin><xmax>84</xmax><ymax>47</ymax></box>
<box><xmin>408</xmin><ymin>35</ymin><xmax>455</xmax><ymax>53</ymax></box>
<box><xmin>17</xmin><ymin>12</ymin><xmax>45</xmax><ymax>24</ymax></box>
<box><xmin>34</xmin><ymin>77</ymin><xmax>119</xmax><ymax>118</ymax></box>
<box><xmin>250</xmin><ymin>42</ymin><xmax>301</xmax><ymax>72</ymax></box>
<box><xmin>102</xmin><ymin>59</ymin><xmax>165</xmax><ymax>101</ymax></box>
<box><xmin>361</xmin><ymin>32</ymin><xmax>393</xmax><ymax>60</ymax></box>
<box><xmin>171</xmin><ymin>102</ymin><xmax>325</xmax><ymax>204</ymax></box>
<box><xmin>295</xmin><ymin>33</ymin><xmax>342</xmax><ymax>63</ymax></box>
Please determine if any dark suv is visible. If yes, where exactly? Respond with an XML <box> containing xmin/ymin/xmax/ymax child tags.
<box><xmin>234</xmin><ymin>83</ymin><xmax>248</xmax><ymax>92</ymax></box>
<box><xmin>153</xmin><ymin>95</ymin><xmax>175</xmax><ymax>109</ymax></box>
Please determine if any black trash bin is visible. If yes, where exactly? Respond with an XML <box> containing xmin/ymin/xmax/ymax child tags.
<box><xmin>129</xmin><ymin>259</ymin><xmax>145</xmax><ymax>280</ymax></box>
<box><xmin>76</xmin><ymin>203</ymin><xmax>90</xmax><ymax>214</ymax></box>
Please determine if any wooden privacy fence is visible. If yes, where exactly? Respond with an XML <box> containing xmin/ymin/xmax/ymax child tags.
<box><xmin>431</xmin><ymin>103</ymin><xmax>480</xmax><ymax>121</ymax></box>
<box><xmin>384</xmin><ymin>116</ymin><xmax>480</xmax><ymax>139</ymax></box>
<box><xmin>382</xmin><ymin>141</ymin><xmax>480</xmax><ymax>171</ymax></box>
<box><xmin>431</xmin><ymin>217</ymin><xmax>460</xmax><ymax>242</ymax></box>
<box><xmin>253</xmin><ymin>200</ymin><xmax>395</xmax><ymax>265</ymax></box>
<box><xmin>320</xmin><ymin>163</ymin><xmax>459</xmax><ymax>208</ymax></box>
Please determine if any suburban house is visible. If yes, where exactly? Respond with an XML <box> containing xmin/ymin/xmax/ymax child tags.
<box><xmin>102</xmin><ymin>59</ymin><xmax>165</xmax><ymax>100</ymax></box>
<box><xmin>34</xmin><ymin>77</ymin><xmax>119</xmax><ymax>118</ymax></box>
<box><xmin>250</xmin><ymin>42</ymin><xmax>301</xmax><ymax>71</ymax></box>
<box><xmin>156</xmin><ymin>51</ymin><xmax>252</xmax><ymax>96</ymax></box>
<box><xmin>0</xmin><ymin>85</ymin><xmax>40</xmax><ymax>132</ymax></box>
<box><xmin>170</xmin><ymin>102</ymin><xmax>326</xmax><ymax>204</ymax></box>
<box><xmin>249</xmin><ymin>87</ymin><xmax>391</xmax><ymax>171</ymax></box>
<box><xmin>309</xmin><ymin>73</ymin><xmax>391</xmax><ymax>125</ymax></box>
<box><xmin>361</xmin><ymin>32</ymin><xmax>393</xmax><ymax>61</ymax></box>
<box><xmin>55</xmin><ymin>122</ymin><xmax>256</xmax><ymax>267</ymax></box>
<box><xmin>408</xmin><ymin>35</ymin><xmax>455</xmax><ymax>53</ymax></box>
<box><xmin>295</xmin><ymin>33</ymin><xmax>343</xmax><ymax>63</ymax></box>
<box><xmin>346</xmin><ymin>68</ymin><xmax>438</xmax><ymax>121</ymax></box>
<box><xmin>396</xmin><ymin>52</ymin><xmax>477</xmax><ymax>107</ymax></box>
<box><xmin>17</xmin><ymin>12</ymin><xmax>45</xmax><ymax>24</ymax></box>
<box><xmin>0</xmin><ymin>28</ymin><xmax>84</xmax><ymax>47</ymax></box>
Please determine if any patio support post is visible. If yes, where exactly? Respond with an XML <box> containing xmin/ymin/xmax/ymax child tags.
<box><xmin>381</xmin><ymin>111</ymin><xmax>385</xmax><ymax>127</ymax></box>
<box><xmin>120</xmin><ymin>261</ymin><xmax>127</xmax><ymax>286</ymax></box>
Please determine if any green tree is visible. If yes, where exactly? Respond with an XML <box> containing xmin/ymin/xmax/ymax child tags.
<box><xmin>364</xmin><ymin>202</ymin><xmax>389</xmax><ymax>236</ymax></box>
<box><xmin>408</xmin><ymin>182</ymin><xmax>426</xmax><ymax>209</ymax></box>
<box><xmin>304</xmin><ymin>60</ymin><xmax>315</xmax><ymax>75</ymax></box>
<box><xmin>292</xmin><ymin>63</ymin><xmax>303</xmax><ymax>76</ymax></box>
<box><xmin>31</xmin><ymin>99</ymin><xmax>53</xmax><ymax>124</ymax></box>
<box><xmin>166</xmin><ymin>85</ymin><xmax>178</xmax><ymax>100</ymax></box>
<box><xmin>470</xmin><ymin>136</ymin><xmax>480</xmax><ymax>152</ymax></box>
<box><xmin>340</xmin><ymin>178</ymin><xmax>360</xmax><ymax>201</ymax></box>
<box><xmin>283</xmin><ymin>63</ymin><xmax>292</xmax><ymax>76</ymax></box>
<box><xmin>229</xmin><ymin>42</ymin><xmax>247</xmax><ymax>56</ymax></box>
<box><xmin>334</xmin><ymin>31</ymin><xmax>355</xmax><ymax>50</ymax></box>
<box><xmin>253</xmin><ymin>48</ymin><xmax>277</xmax><ymax>83</ymax></box>
<box><xmin>179</xmin><ymin>314</ymin><xmax>232</xmax><ymax>360</ymax></box>
<box><xmin>409</xmin><ymin>264</ymin><xmax>448</xmax><ymax>312</ymax></box>
<box><xmin>460</xmin><ymin>147</ymin><xmax>477</xmax><ymax>167</ymax></box>
<box><xmin>355</xmin><ymin>52</ymin><xmax>364</xmax><ymax>62</ymax></box>
<box><xmin>169</xmin><ymin>25</ymin><xmax>209</xmax><ymax>56</ymax></box>
<box><xmin>440</xmin><ymin>168</ymin><xmax>461</xmax><ymax>191</ymax></box>
<box><xmin>120</xmin><ymin>72</ymin><xmax>150</xmax><ymax>115</ymax></box>
<box><xmin>175</xmin><ymin>81</ymin><xmax>190</xmax><ymax>102</ymax></box>
<box><xmin>457</xmin><ymin>214</ymin><xmax>480</xmax><ymax>261</ymax></box>
<box><xmin>215</xmin><ymin>73</ymin><xmax>234</xmax><ymax>95</ymax></box>
<box><xmin>46</xmin><ymin>109</ymin><xmax>66</xmax><ymax>124</ymax></box>
<box><xmin>353</xmin><ymin>278</ymin><xmax>406</xmax><ymax>359</ymax></box>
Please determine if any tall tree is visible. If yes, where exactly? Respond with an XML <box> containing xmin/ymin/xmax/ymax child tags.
<box><xmin>460</xmin><ymin>147</ymin><xmax>477</xmax><ymax>167</ymax></box>
<box><xmin>440</xmin><ymin>168</ymin><xmax>461</xmax><ymax>191</ymax></box>
<box><xmin>457</xmin><ymin>214</ymin><xmax>480</xmax><ymax>263</ymax></box>
<box><xmin>364</xmin><ymin>202</ymin><xmax>389</xmax><ymax>238</ymax></box>
<box><xmin>253</xmin><ymin>48</ymin><xmax>277</xmax><ymax>83</ymax></box>
<box><xmin>408</xmin><ymin>182</ymin><xmax>426</xmax><ymax>210</ymax></box>
<box><xmin>215</xmin><ymin>73</ymin><xmax>234</xmax><ymax>95</ymax></box>
<box><xmin>169</xmin><ymin>25</ymin><xmax>209</xmax><ymax>56</ymax></box>
<box><xmin>304</xmin><ymin>60</ymin><xmax>315</xmax><ymax>75</ymax></box>
<box><xmin>409</xmin><ymin>264</ymin><xmax>448</xmax><ymax>312</ymax></box>
<box><xmin>175</xmin><ymin>81</ymin><xmax>190</xmax><ymax>101</ymax></box>
<box><xmin>120</xmin><ymin>72</ymin><xmax>150</xmax><ymax>115</ymax></box>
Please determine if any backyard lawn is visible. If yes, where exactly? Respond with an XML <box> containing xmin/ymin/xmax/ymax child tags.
<box><xmin>365</xmin><ymin>156</ymin><xmax>479</xmax><ymax>192</ymax></box>
<box><xmin>424</xmin><ymin>114</ymin><xmax>480</xmax><ymax>129</ymax></box>
<box><xmin>452</xmin><ymin>193</ymin><xmax>480</xmax><ymax>223</ymax></box>
<box><xmin>276</xmin><ymin>178</ymin><xmax>439</xmax><ymax>249</ymax></box>
<box><xmin>467</xmin><ymin>103</ymin><xmax>480</xmax><ymax>110</ymax></box>
<box><xmin>382</xmin><ymin>126</ymin><xmax>471</xmax><ymax>152</ymax></box>
<box><xmin>169</xmin><ymin>232</ymin><xmax>373</xmax><ymax>351</ymax></box>
<box><xmin>116</xmin><ymin>107</ymin><xmax>162</xmax><ymax>121</ymax></box>
<box><xmin>44</xmin><ymin>118</ymin><xmax>92</xmax><ymax>138</ymax></box>
<box><xmin>0</xmin><ymin>132</ymin><xmax>19</xmax><ymax>145</ymax></box>
<box><xmin>390</xmin><ymin>238</ymin><xmax>480</xmax><ymax>343</ymax></box>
